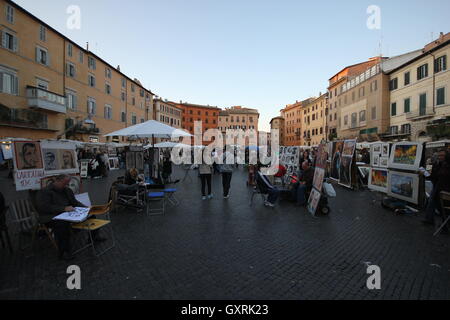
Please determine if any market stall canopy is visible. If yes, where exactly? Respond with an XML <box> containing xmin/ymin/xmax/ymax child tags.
<box><xmin>153</xmin><ymin>142</ymin><xmax>191</xmax><ymax>148</ymax></box>
<box><xmin>104</xmin><ymin>120</ymin><xmax>192</xmax><ymax>138</ymax></box>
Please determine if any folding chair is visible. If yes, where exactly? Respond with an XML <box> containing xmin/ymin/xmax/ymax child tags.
<box><xmin>8</xmin><ymin>199</ymin><xmax>58</xmax><ymax>251</ymax></box>
<box><xmin>163</xmin><ymin>188</ymin><xmax>179</xmax><ymax>206</ymax></box>
<box><xmin>249</xmin><ymin>172</ymin><xmax>269</xmax><ymax>206</ymax></box>
<box><xmin>112</xmin><ymin>183</ymin><xmax>146</xmax><ymax>212</ymax></box>
<box><xmin>0</xmin><ymin>203</ymin><xmax>13</xmax><ymax>254</ymax></box>
<box><xmin>433</xmin><ymin>191</ymin><xmax>450</xmax><ymax>236</ymax></box>
<box><xmin>71</xmin><ymin>201</ymin><xmax>115</xmax><ymax>257</ymax></box>
<box><xmin>146</xmin><ymin>192</ymin><xmax>165</xmax><ymax>216</ymax></box>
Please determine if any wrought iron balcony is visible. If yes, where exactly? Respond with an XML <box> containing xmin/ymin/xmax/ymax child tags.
<box><xmin>0</xmin><ymin>105</ymin><xmax>57</xmax><ymax>131</ymax></box>
<box><xmin>26</xmin><ymin>86</ymin><xmax>66</xmax><ymax>113</ymax></box>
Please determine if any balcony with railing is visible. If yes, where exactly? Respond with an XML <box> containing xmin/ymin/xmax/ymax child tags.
<box><xmin>0</xmin><ymin>105</ymin><xmax>57</xmax><ymax>131</ymax></box>
<box><xmin>26</xmin><ymin>86</ymin><xmax>66</xmax><ymax>113</ymax></box>
<box><xmin>405</xmin><ymin>107</ymin><xmax>435</xmax><ymax>120</ymax></box>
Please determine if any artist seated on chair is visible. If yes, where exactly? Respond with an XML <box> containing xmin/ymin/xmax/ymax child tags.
<box><xmin>35</xmin><ymin>174</ymin><xmax>106</xmax><ymax>261</ymax></box>
<box><xmin>291</xmin><ymin>161</ymin><xmax>315</xmax><ymax>206</ymax></box>
<box><xmin>256</xmin><ymin>168</ymin><xmax>280</xmax><ymax>208</ymax></box>
<box><xmin>124</xmin><ymin>168</ymin><xmax>144</xmax><ymax>185</ymax></box>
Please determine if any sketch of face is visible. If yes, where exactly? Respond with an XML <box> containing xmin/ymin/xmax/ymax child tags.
<box><xmin>62</xmin><ymin>151</ymin><xmax>74</xmax><ymax>168</ymax></box>
<box><xmin>68</xmin><ymin>177</ymin><xmax>80</xmax><ymax>194</ymax></box>
<box><xmin>45</xmin><ymin>152</ymin><xmax>56</xmax><ymax>168</ymax></box>
<box><xmin>22</xmin><ymin>144</ymin><xmax>39</xmax><ymax>169</ymax></box>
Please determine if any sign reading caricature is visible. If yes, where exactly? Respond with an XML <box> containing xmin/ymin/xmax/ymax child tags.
<box><xmin>12</xmin><ymin>141</ymin><xmax>45</xmax><ymax>191</ymax></box>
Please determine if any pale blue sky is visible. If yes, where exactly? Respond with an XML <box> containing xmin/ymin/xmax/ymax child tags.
<box><xmin>15</xmin><ymin>0</ymin><xmax>450</xmax><ymax>131</ymax></box>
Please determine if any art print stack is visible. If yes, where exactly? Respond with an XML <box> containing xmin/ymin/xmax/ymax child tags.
<box><xmin>386</xmin><ymin>142</ymin><xmax>423</xmax><ymax>205</ymax></box>
<box><xmin>368</xmin><ymin>142</ymin><xmax>390</xmax><ymax>193</ymax></box>
<box><xmin>368</xmin><ymin>141</ymin><xmax>423</xmax><ymax>205</ymax></box>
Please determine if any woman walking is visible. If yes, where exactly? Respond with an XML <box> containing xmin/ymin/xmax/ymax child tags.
<box><xmin>199</xmin><ymin>162</ymin><xmax>213</xmax><ymax>200</ymax></box>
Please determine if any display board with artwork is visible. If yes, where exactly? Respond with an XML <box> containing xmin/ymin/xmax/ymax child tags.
<box><xmin>308</xmin><ymin>142</ymin><xmax>327</xmax><ymax>216</ymax></box>
<box><xmin>41</xmin><ymin>140</ymin><xmax>79</xmax><ymax>175</ymax></box>
<box><xmin>279</xmin><ymin>146</ymin><xmax>300</xmax><ymax>183</ymax></box>
<box><xmin>371</xmin><ymin>142</ymin><xmax>389</xmax><ymax>168</ymax></box>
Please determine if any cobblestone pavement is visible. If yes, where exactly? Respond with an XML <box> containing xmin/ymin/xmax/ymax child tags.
<box><xmin>0</xmin><ymin>166</ymin><xmax>449</xmax><ymax>300</ymax></box>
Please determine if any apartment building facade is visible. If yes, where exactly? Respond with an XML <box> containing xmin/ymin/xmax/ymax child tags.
<box><xmin>282</xmin><ymin>101</ymin><xmax>302</xmax><ymax>146</ymax></box>
<box><xmin>300</xmin><ymin>94</ymin><xmax>327</xmax><ymax>146</ymax></box>
<box><xmin>328</xmin><ymin>58</ymin><xmax>386</xmax><ymax>141</ymax></box>
<box><xmin>175</xmin><ymin>102</ymin><xmax>219</xmax><ymax>144</ymax></box>
<box><xmin>218</xmin><ymin>106</ymin><xmax>259</xmax><ymax>145</ymax></box>
<box><xmin>0</xmin><ymin>0</ymin><xmax>154</xmax><ymax>143</ymax></box>
<box><xmin>154</xmin><ymin>99</ymin><xmax>182</xmax><ymax>128</ymax></box>
<box><xmin>269</xmin><ymin>116</ymin><xmax>284</xmax><ymax>146</ymax></box>
<box><xmin>385</xmin><ymin>33</ymin><xmax>450</xmax><ymax>142</ymax></box>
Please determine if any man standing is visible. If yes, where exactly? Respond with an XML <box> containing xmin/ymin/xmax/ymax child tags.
<box><xmin>423</xmin><ymin>149</ymin><xmax>450</xmax><ymax>227</ymax></box>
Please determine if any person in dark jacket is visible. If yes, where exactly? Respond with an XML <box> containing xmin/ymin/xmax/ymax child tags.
<box><xmin>36</xmin><ymin>174</ymin><xmax>104</xmax><ymax>260</ymax></box>
<box><xmin>291</xmin><ymin>160</ymin><xmax>315</xmax><ymax>206</ymax></box>
<box><xmin>423</xmin><ymin>149</ymin><xmax>450</xmax><ymax>227</ymax></box>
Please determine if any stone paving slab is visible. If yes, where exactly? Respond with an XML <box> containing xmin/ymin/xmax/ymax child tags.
<box><xmin>0</xmin><ymin>166</ymin><xmax>449</xmax><ymax>300</ymax></box>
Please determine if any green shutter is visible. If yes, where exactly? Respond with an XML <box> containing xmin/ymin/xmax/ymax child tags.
<box><xmin>391</xmin><ymin>103</ymin><xmax>397</xmax><ymax>116</ymax></box>
<box><xmin>437</xmin><ymin>88</ymin><xmax>445</xmax><ymax>105</ymax></box>
<box><xmin>404</xmin><ymin>98</ymin><xmax>410</xmax><ymax>113</ymax></box>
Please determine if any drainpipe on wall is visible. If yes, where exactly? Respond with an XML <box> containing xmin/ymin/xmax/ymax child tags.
<box><xmin>429</xmin><ymin>52</ymin><xmax>436</xmax><ymax>114</ymax></box>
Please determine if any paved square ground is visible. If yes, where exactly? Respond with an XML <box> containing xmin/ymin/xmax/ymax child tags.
<box><xmin>0</xmin><ymin>166</ymin><xmax>449</xmax><ymax>299</ymax></box>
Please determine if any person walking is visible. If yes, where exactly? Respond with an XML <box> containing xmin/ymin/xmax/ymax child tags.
<box><xmin>220</xmin><ymin>150</ymin><xmax>234</xmax><ymax>199</ymax></box>
<box><xmin>199</xmin><ymin>162</ymin><xmax>213</xmax><ymax>200</ymax></box>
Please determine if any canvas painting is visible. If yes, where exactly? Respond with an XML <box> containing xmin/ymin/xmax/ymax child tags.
<box><xmin>338</xmin><ymin>156</ymin><xmax>353</xmax><ymax>188</ymax></box>
<box><xmin>387</xmin><ymin>170</ymin><xmax>419</xmax><ymax>204</ymax></box>
<box><xmin>368</xmin><ymin>168</ymin><xmax>388</xmax><ymax>193</ymax></box>
<box><xmin>315</xmin><ymin>143</ymin><xmax>328</xmax><ymax>170</ymax></box>
<box><xmin>307</xmin><ymin>188</ymin><xmax>322</xmax><ymax>216</ymax></box>
<box><xmin>389</xmin><ymin>142</ymin><xmax>423</xmax><ymax>170</ymax></box>
<box><xmin>330</xmin><ymin>141</ymin><xmax>344</xmax><ymax>181</ymax></box>
<box><xmin>342</xmin><ymin>139</ymin><xmax>357</xmax><ymax>157</ymax></box>
<box><xmin>312</xmin><ymin>167</ymin><xmax>325</xmax><ymax>191</ymax></box>
<box><xmin>13</xmin><ymin>141</ymin><xmax>44</xmax><ymax>170</ymax></box>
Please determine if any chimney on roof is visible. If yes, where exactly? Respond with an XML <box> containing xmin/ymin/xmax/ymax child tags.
<box><xmin>180</xmin><ymin>100</ymin><xmax>182</xmax><ymax>104</ymax></box>
<box><xmin>86</xmin><ymin>42</ymin><xmax>89</xmax><ymax>51</ymax></box>
<box><xmin>117</xmin><ymin>65</ymin><xmax>120</xmax><ymax>71</ymax></box>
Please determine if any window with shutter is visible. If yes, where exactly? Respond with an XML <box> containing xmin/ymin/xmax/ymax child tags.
<box><xmin>437</xmin><ymin>87</ymin><xmax>445</xmax><ymax>105</ymax></box>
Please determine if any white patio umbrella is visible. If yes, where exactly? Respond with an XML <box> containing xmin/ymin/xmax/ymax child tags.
<box><xmin>104</xmin><ymin>120</ymin><xmax>192</xmax><ymax>139</ymax></box>
<box><xmin>154</xmin><ymin>141</ymin><xmax>191</xmax><ymax>148</ymax></box>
